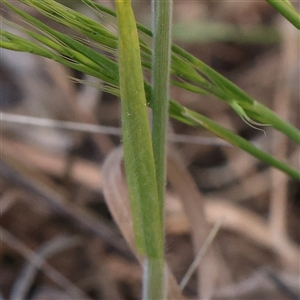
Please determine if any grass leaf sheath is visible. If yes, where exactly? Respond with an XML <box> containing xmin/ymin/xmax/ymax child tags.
<box><xmin>114</xmin><ymin>0</ymin><xmax>163</xmax><ymax>258</ymax></box>
<box><xmin>115</xmin><ymin>1</ymin><xmax>166</xmax><ymax>297</ymax></box>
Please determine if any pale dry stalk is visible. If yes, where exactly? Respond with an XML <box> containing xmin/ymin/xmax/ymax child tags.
<box><xmin>269</xmin><ymin>19</ymin><xmax>299</xmax><ymax>272</ymax></box>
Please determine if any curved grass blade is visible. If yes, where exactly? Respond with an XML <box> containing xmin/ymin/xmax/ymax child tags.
<box><xmin>2</xmin><ymin>1</ymin><xmax>118</xmax><ymax>80</ymax></box>
<box><xmin>266</xmin><ymin>0</ymin><xmax>300</xmax><ymax>29</ymax></box>
<box><xmin>18</xmin><ymin>0</ymin><xmax>118</xmax><ymax>48</ymax></box>
<box><xmin>85</xmin><ymin>0</ymin><xmax>300</xmax><ymax>145</ymax></box>
<box><xmin>245</xmin><ymin>101</ymin><xmax>300</xmax><ymax>145</ymax></box>
<box><xmin>1</xmin><ymin>0</ymin><xmax>299</xmax><ymax>181</ymax></box>
<box><xmin>169</xmin><ymin>100</ymin><xmax>300</xmax><ymax>181</ymax></box>
<box><xmin>0</xmin><ymin>28</ymin><xmax>118</xmax><ymax>91</ymax></box>
<box><xmin>5</xmin><ymin>0</ymin><xmax>299</xmax><ymax>146</ymax></box>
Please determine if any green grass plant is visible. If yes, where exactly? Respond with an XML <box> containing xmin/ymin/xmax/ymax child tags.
<box><xmin>1</xmin><ymin>0</ymin><xmax>300</xmax><ymax>298</ymax></box>
<box><xmin>114</xmin><ymin>0</ymin><xmax>165</xmax><ymax>298</ymax></box>
<box><xmin>2</xmin><ymin>0</ymin><xmax>299</xmax><ymax>180</ymax></box>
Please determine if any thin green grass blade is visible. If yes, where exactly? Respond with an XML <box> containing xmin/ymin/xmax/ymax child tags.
<box><xmin>245</xmin><ymin>102</ymin><xmax>300</xmax><ymax>145</ymax></box>
<box><xmin>0</xmin><ymin>28</ymin><xmax>118</xmax><ymax>89</ymax></box>
<box><xmin>18</xmin><ymin>0</ymin><xmax>118</xmax><ymax>48</ymax></box>
<box><xmin>64</xmin><ymin>0</ymin><xmax>299</xmax><ymax>143</ymax></box>
<box><xmin>169</xmin><ymin>45</ymin><xmax>300</xmax><ymax>145</ymax></box>
<box><xmin>169</xmin><ymin>101</ymin><xmax>300</xmax><ymax>181</ymax></box>
<box><xmin>114</xmin><ymin>0</ymin><xmax>163</xmax><ymax>258</ymax></box>
<box><xmin>1</xmin><ymin>0</ymin><xmax>299</xmax><ymax>182</ymax></box>
<box><xmin>147</xmin><ymin>1</ymin><xmax>173</xmax><ymax>296</ymax></box>
<box><xmin>266</xmin><ymin>0</ymin><xmax>300</xmax><ymax>29</ymax></box>
<box><xmin>2</xmin><ymin>1</ymin><xmax>118</xmax><ymax>80</ymax></box>
<box><xmin>1</xmin><ymin>29</ymin><xmax>56</xmax><ymax>58</ymax></box>
<box><xmin>170</xmin><ymin>45</ymin><xmax>254</xmax><ymax>104</ymax></box>
<box><xmin>151</xmin><ymin>0</ymin><xmax>173</xmax><ymax>223</ymax></box>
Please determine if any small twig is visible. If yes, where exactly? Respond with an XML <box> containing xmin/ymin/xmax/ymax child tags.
<box><xmin>0</xmin><ymin>228</ymin><xmax>89</xmax><ymax>300</ymax></box>
<box><xmin>42</xmin><ymin>58</ymin><xmax>115</xmax><ymax>155</ymax></box>
<box><xmin>214</xmin><ymin>267</ymin><xmax>272</xmax><ymax>298</ymax></box>
<box><xmin>0</xmin><ymin>156</ymin><xmax>132</xmax><ymax>259</ymax></box>
<box><xmin>179</xmin><ymin>218</ymin><xmax>223</xmax><ymax>290</ymax></box>
<box><xmin>214</xmin><ymin>267</ymin><xmax>300</xmax><ymax>300</ymax></box>
<box><xmin>1</xmin><ymin>136</ymin><xmax>102</xmax><ymax>191</ymax></box>
<box><xmin>205</xmin><ymin>200</ymin><xmax>300</xmax><ymax>270</ymax></box>
<box><xmin>0</xmin><ymin>112</ymin><xmax>231</xmax><ymax>147</ymax></box>
<box><xmin>0</xmin><ymin>112</ymin><xmax>121</xmax><ymax>135</ymax></box>
<box><xmin>269</xmin><ymin>19</ymin><xmax>299</xmax><ymax>271</ymax></box>
<box><xmin>167</xmin><ymin>149</ymin><xmax>229</xmax><ymax>298</ymax></box>
<box><xmin>267</xmin><ymin>271</ymin><xmax>299</xmax><ymax>300</ymax></box>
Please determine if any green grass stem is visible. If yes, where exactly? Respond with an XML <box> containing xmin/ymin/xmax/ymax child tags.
<box><xmin>266</xmin><ymin>0</ymin><xmax>300</xmax><ymax>29</ymax></box>
<box><xmin>114</xmin><ymin>0</ymin><xmax>165</xmax><ymax>297</ymax></box>
<box><xmin>114</xmin><ymin>0</ymin><xmax>163</xmax><ymax>258</ymax></box>
<box><xmin>169</xmin><ymin>101</ymin><xmax>300</xmax><ymax>181</ymax></box>
<box><xmin>151</xmin><ymin>0</ymin><xmax>173</xmax><ymax>225</ymax></box>
<box><xmin>1</xmin><ymin>2</ymin><xmax>300</xmax><ymax>296</ymax></box>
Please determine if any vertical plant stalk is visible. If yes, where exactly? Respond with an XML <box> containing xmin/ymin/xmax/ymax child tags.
<box><xmin>151</xmin><ymin>0</ymin><xmax>173</xmax><ymax>223</ymax></box>
<box><xmin>144</xmin><ymin>1</ymin><xmax>173</xmax><ymax>298</ymax></box>
<box><xmin>114</xmin><ymin>0</ymin><xmax>165</xmax><ymax>298</ymax></box>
